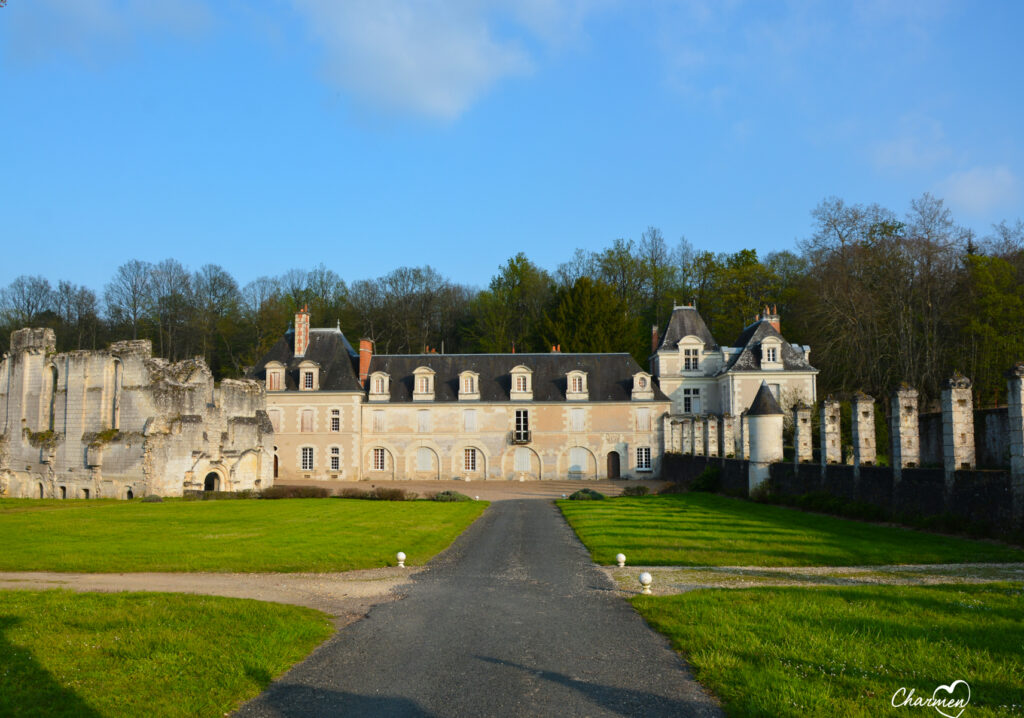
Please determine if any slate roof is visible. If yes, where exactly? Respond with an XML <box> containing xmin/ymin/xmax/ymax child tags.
<box><xmin>367</xmin><ymin>353</ymin><xmax>668</xmax><ymax>403</ymax></box>
<box><xmin>248</xmin><ymin>328</ymin><xmax>363</xmax><ymax>392</ymax></box>
<box><xmin>747</xmin><ymin>381</ymin><xmax>784</xmax><ymax>416</ymax></box>
<box><xmin>656</xmin><ymin>306</ymin><xmax>718</xmax><ymax>351</ymax></box>
<box><xmin>718</xmin><ymin>320</ymin><xmax>816</xmax><ymax>375</ymax></box>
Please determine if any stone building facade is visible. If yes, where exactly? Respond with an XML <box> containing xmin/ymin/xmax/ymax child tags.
<box><xmin>0</xmin><ymin>328</ymin><xmax>273</xmax><ymax>499</ymax></box>
<box><xmin>251</xmin><ymin>308</ymin><xmax>670</xmax><ymax>482</ymax></box>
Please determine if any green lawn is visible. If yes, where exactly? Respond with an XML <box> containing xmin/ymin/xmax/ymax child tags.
<box><xmin>0</xmin><ymin>498</ymin><xmax>487</xmax><ymax>572</ymax></box>
<box><xmin>557</xmin><ymin>493</ymin><xmax>1024</xmax><ymax>566</ymax></box>
<box><xmin>633</xmin><ymin>583</ymin><xmax>1024</xmax><ymax>717</ymax></box>
<box><xmin>0</xmin><ymin>589</ymin><xmax>333</xmax><ymax>718</ymax></box>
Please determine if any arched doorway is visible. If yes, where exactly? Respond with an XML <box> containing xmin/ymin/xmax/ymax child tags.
<box><xmin>38</xmin><ymin>483</ymin><xmax>44</xmax><ymax>499</ymax></box>
<box><xmin>273</xmin><ymin>454</ymin><xmax>279</xmax><ymax>479</ymax></box>
<box><xmin>126</xmin><ymin>488</ymin><xmax>134</xmax><ymax>500</ymax></box>
<box><xmin>204</xmin><ymin>473</ymin><xmax>220</xmax><ymax>492</ymax></box>
<box><xmin>607</xmin><ymin>451</ymin><xmax>620</xmax><ymax>479</ymax></box>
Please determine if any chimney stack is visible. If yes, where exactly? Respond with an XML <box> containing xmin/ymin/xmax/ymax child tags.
<box><xmin>359</xmin><ymin>339</ymin><xmax>373</xmax><ymax>386</ymax></box>
<box><xmin>760</xmin><ymin>304</ymin><xmax>781</xmax><ymax>333</ymax></box>
<box><xmin>294</xmin><ymin>305</ymin><xmax>310</xmax><ymax>356</ymax></box>
<box><xmin>651</xmin><ymin>324</ymin><xmax>660</xmax><ymax>354</ymax></box>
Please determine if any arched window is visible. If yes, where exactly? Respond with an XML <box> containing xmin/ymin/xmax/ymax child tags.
<box><xmin>373</xmin><ymin>376</ymin><xmax>385</xmax><ymax>393</ymax></box>
<box><xmin>464</xmin><ymin>376</ymin><xmax>475</xmax><ymax>393</ymax></box>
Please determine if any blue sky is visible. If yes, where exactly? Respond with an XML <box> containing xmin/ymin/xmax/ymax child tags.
<box><xmin>2</xmin><ymin>0</ymin><xmax>1022</xmax><ymax>291</ymax></box>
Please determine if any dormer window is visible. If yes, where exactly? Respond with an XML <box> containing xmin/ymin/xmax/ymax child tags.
<box><xmin>765</xmin><ymin>347</ymin><xmax>777</xmax><ymax>362</ymax></box>
<box><xmin>760</xmin><ymin>338</ymin><xmax>783</xmax><ymax>370</ymax></box>
<box><xmin>510</xmin><ymin>365</ymin><xmax>533</xmax><ymax>401</ymax></box>
<box><xmin>369</xmin><ymin>372</ymin><xmax>391</xmax><ymax>401</ymax></box>
<box><xmin>413</xmin><ymin>366</ymin><xmax>435</xmax><ymax>401</ymax></box>
<box><xmin>632</xmin><ymin>371</ymin><xmax>655</xmax><ymax>401</ymax></box>
<box><xmin>566</xmin><ymin>370</ymin><xmax>588</xmax><ymax>401</ymax></box>
<box><xmin>265</xmin><ymin>361</ymin><xmax>285</xmax><ymax>392</ymax></box>
<box><xmin>683</xmin><ymin>348</ymin><xmax>699</xmax><ymax>370</ymax></box>
<box><xmin>298</xmin><ymin>360</ymin><xmax>320</xmax><ymax>391</ymax></box>
<box><xmin>678</xmin><ymin>338</ymin><xmax>705</xmax><ymax>374</ymax></box>
<box><xmin>459</xmin><ymin>371</ymin><xmax>480</xmax><ymax>401</ymax></box>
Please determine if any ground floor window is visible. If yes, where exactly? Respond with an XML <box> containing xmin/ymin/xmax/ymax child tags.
<box><xmin>301</xmin><ymin>446</ymin><xmax>314</xmax><ymax>471</ymax></box>
<box><xmin>464</xmin><ymin>448</ymin><xmax>477</xmax><ymax>472</ymax></box>
<box><xmin>330</xmin><ymin>447</ymin><xmax>340</xmax><ymax>471</ymax></box>
<box><xmin>636</xmin><ymin>446</ymin><xmax>652</xmax><ymax>471</ymax></box>
<box><xmin>683</xmin><ymin>387</ymin><xmax>700</xmax><ymax>413</ymax></box>
<box><xmin>373</xmin><ymin>447</ymin><xmax>386</xmax><ymax>471</ymax></box>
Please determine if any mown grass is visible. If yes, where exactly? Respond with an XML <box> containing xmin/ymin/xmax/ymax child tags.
<box><xmin>633</xmin><ymin>583</ymin><xmax>1024</xmax><ymax>717</ymax></box>
<box><xmin>0</xmin><ymin>498</ymin><xmax>487</xmax><ymax>572</ymax></box>
<box><xmin>558</xmin><ymin>493</ymin><xmax>1024</xmax><ymax>566</ymax></box>
<box><xmin>0</xmin><ymin>589</ymin><xmax>333</xmax><ymax>718</ymax></box>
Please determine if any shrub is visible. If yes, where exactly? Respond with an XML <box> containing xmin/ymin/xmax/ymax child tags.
<box><xmin>568</xmin><ymin>488</ymin><xmax>605</xmax><ymax>500</ymax></box>
<box><xmin>372</xmin><ymin>486</ymin><xmax>417</xmax><ymax>501</ymax></box>
<box><xmin>260</xmin><ymin>486</ymin><xmax>332</xmax><ymax>499</ymax></box>
<box><xmin>202</xmin><ymin>490</ymin><xmax>256</xmax><ymax>501</ymax></box>
<box><xmin>620</xmin><ymin>485</ymin><xmax>650</xmax><ymax>497</ymax></box>
<box><xmin>690</xmin><ymin>466</ymin><xmax>721</xmax><ymax>493</ymax></box>
<box><xmin>431</xmin><ymin>490</ymin><xmax>473</xmax><ymax>502</ymax></box>
<box><xmin>141</xmin><ymin>495</ymin><xmax>162</xmax><ymax>503</ymax></box>
<box><xmin>337</xmin><ymin>488</ymin><xmax>372</xmax><ymax>500</ymax></box>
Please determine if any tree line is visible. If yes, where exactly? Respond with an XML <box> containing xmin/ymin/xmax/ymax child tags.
<box><xmin>1</xmin><ymin>194</ymin><xmax>1021</xmax><ymax>409</ymax></box>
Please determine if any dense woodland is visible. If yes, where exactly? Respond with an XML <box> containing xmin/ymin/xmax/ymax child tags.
<box><xmin>2</xmin><ymin>194</ymin><xmax>1022</xmax><ymax>410</ymax></box>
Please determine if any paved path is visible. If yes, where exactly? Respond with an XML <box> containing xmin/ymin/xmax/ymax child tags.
<box><xmin>236</xmin><ymin>500</ymin><xmax>723</xmax><ymax>718</ymax></box>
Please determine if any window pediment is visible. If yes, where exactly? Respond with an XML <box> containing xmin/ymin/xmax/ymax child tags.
<box><xmin>566</xmin><ymin>370</ymin><xmax>588</xmax><ymax>401</ymax></box>
<box><xmin>632</xmin><ymin>371</ymin><xmax>654</xmax><ymax>400</ymax></box>
<box><xmin>510</xmin><ymin>365</ymin><xmax>533</xmax><ymax>400</ymax></box>
<box><xmin>369</xmin><ymin>371</ymin><xmax>391</xmax><ymax>401</ymax></box>
<box><xmin>459</xmin><ymin>370</ymin><xmax>480</xmax><ymax>401</ymax></box>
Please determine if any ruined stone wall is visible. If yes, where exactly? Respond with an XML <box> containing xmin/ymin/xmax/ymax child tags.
<box><xmin>0</xmin><ymin>328</ymin><xmax>273</xmax><ymax>498</ymax></box>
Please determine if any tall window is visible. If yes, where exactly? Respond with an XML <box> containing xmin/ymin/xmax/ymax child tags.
<box><xmin>683</xmin><ymin>388</ymin><xmax>701</xmax><ymax>414</ymax></box>
<box><xmin>331</xmin><ymin>409</ymin><xmax>340</xmax><ymax>432</ymax></box>
<box><xmin>300</xmin><ymin>409</ymin><xmax>313</xmax><ymax>432</ymax></box>
<box><xmin>303</xmin><ymin>371</ymin><xmax>314</xmax><ymax>389</ymax></box>
<box><xmin>418</xmin><ymin>376</ymin><xmax>430</xmax><ymax>393</ymax></box>
<box><xmin>373</xmin><ymin>410</ymin><xmax>385</xmax><ymax>432</ymax></box>
<box><xmin>514</xmin><ymin>409</ymin><xmax>529</xmax><ymax>441</ymax></box>
<box><xmin>765</xmin><ymin>347</ymin><xmax>778</xmax><ymax>362</ymax></box>
<box><xmin>301</xmin><ymin>447</ymin><xmax>314</xmax><ymax>471</ymax></box>
<box><xmin>330</xmin><ymin>447</ymin><xmax>340</xmax><ymax>471</ymax></box>
<box><xmin>463</xmin><ymin>376</ymin><xmax>475</xmax><ymax>393</ymax></box>
<box><xmin>637</xmin><ymin>407</ymin><xmax>651</xmax><ymax>431</ymax></box>
<box><xmin>464</xmin><ymin>448</ymin><xmax>477</xmax><ymax>472</ymax></box>
<box><xmin>570</xmin><ymin>408</ymin><xmax>584</xmax><ymax>432</ymax></box>
<box><xmin>373</xmin><ymin>376</ymin><xmax>385</xmax><ymax>393</ymax></box>
<box><xmin>515</xmin><ymin>375</ymin><xmax>528</xmax><ymax>392</ymax></box>
<box><xmin>373</xmin><ymin>448</ymin><xmax>386</xmax><ymax>471</ymax></box>
<box><xmin>464</xmin><ymin>410</ymin><xmax>477</xmax><ymax>432</ymax></box>
<box><xmin>683</xmin><ymin>348</ymin><xmax>699</xmax><ymax>371</ymax></box>
<box><xmin>267</xmin><ymin>372</ymin><xmax>280</xmax><ymax>391</ymax></box>
<box><xmin>636</xmin><ymin>447</ymin><xmax>651</xmax><ymax>470</ymax></box>
<box><xmin>571</xmin><ymin>375</ymin><xmax>583</xmax><ymax>393</ymax></box>
<box><xmin>417</xmin><ymin>410</ymin><xmax>431</xmax><ymax>433</ymax></box>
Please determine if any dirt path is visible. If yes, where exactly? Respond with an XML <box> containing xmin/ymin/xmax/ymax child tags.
<box><xmin>277</xmin><ymin>478</ymin><xmax>669</xmax><ymax>501</ymax></box>
<box><xmin>0</xmin><ymin>567</ymin><xmax>423</xmax><ymax>628</ymax></box>
<box><xmin>601</xmin><ymin>562</ymin><xmax>1024</xmax><ymax>595</ymax></box>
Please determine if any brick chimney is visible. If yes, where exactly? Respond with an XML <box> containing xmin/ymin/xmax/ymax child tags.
<box><xmin>294</xmin><ymin>305</ymin><xmax>310</xmax><ymax>357</ymax></box>
<box><xmin>760</xmin><ymin>305</ymin><xmax>781</xmax><ymax>333</ymax></box>
<box><xmin>359</xmin><ymin>339</ymin><xmax>373</xmax><ymax>386</ymax></box>
<box><xmin>651</xmin><ymin>324</ymin><xmax>660</xmax><ymax>353</ymax></box>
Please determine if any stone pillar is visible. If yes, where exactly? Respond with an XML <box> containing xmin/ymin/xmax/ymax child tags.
<box><xmin>720</xmin><ymin>414</ymin><xmax>735</xmax><ymax>459</ymax></box>
<box><xmin>942</xmin><ymin>374</ymin><xmax>975</xmax><ymax>487</ymax></box>
<box><xmin>793</xmin><ymin>402</ymin><xmax>812</xmax><ymax>464</ymax></box>
<box><xmin>682</xmin><ymin>418</ymin><xmax>693</xmax><ymax>455</ymax></box>
<box><xmin>704</xmin><ymin>416</ymin><xmax>719</xmax><ymax>458</ymax></box>
<box><xmin>1006</xmin><ymin>363</ymin><xmax>1024</xmax><ymax>530</ymax></box>
<box><xmin>820</xmin><ymin>398</ymin><xmax>841</xmax><ymax>467</ymax></box>
<box><xmin>890</xmin><ymin>385</ymin><xmax>920</xmax><ymax>481</ymax></box>
<box><xmin>739</xmin><ymin>412</ymin><xmax>750</xmax><ymax>459</ymax></box>
<box><xmin>852</xmin><ymin>392</ymin><xmax>876</xmax><ymax>469</ymax></box>
<box><xmin>693</xmin><ymin>417</ymin><xmax>705</xmax><ymax>457</ymax></box>
<box><xmin>665</xmin><ymin>417</ymin><xmax>680</xmax><ymax>453</ymax></box>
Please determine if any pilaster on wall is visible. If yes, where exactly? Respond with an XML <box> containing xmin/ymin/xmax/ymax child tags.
<box><xmin>820</xmin><ymin>399</ymin><xmax>841</xmax><ymax>468</ymax></box>
<box><xmin>693</xmin><ymin>417</ymin><xmax>705</xmax><ymax>457</ymax></box>
<box><xmin>1006</xmin><ymin>363</ymin><xmax>1024</xmax><ymax>530</ymax></box>
<box><xmin>739</xmin><ymin>412</ymin><xmax>750</xmax><ymax>460</ymax></box>
<box><xmin>890</xmin><ymin>385</ymin><xmax>920</xmax><ymax>481</ymax></box>
<box><xmin>666</xmin><ymin>417</ymin><xmax>681</xmax><ymax>453</ymax></box>
<box><xmin>682</xmin><ymin>418</ymin><xmax>693</xmax><ymax>455</ymax></box>
<box><xmin>851</xmin><ymin>392</ymin><xmax>876</xmax><ymax>469</ymax></box>
<box><xmin>704</xmin><ymin>416</ymin><xmax>719</xmax><ymax>458</ymax></box>
<box><xmin>793</xmin><ymin>402</ymin><xmax>813</xmax><ymax>464</ymax></box>
<box><xmin>720</xmin><ymin>414</ymin><xmax>735</xmax><ymax>459</ymax></box>
<box><xmin>942</xmin><ymin>373</ymin><xmax>976</xmax><ymax>487</ymax></box>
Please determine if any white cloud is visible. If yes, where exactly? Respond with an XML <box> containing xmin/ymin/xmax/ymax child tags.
<box><xmin>938</xmin><ymin>166</ymin><xmax>1021</xmax><ymax>215</ymax></box>
<box><xmin>291</xmin><ymin>0</ymin><xmax>606</xmax><ymax>120</ymax></box>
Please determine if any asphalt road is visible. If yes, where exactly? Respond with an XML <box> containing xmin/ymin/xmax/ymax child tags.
<box><xmin>235</xmin><ymin>500</ymin><xmax>722</xmax><ymax>717</ymax></box>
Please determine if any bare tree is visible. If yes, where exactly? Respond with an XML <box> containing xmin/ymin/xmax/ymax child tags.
<box><xmin>104</xmin><ymin>260</ymin><xmax>152</xmax><ymax>339</ymax></box>
<box><xmin>0</xmin><ymin>275</ymin><xmax>54</xmax><ymax>326</ymax></box>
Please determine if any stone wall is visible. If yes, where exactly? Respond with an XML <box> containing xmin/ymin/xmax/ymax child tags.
<box><xmin>0</xmin><ymin>328</ymin><xmax>273</xmax><ymax>499</ymax></box>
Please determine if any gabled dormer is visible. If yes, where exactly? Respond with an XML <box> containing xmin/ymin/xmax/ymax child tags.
<box><xmin>510</xmin><ymin>365</ymin><xmax>533</xmax><ymax>401</ymax></box>
<box><xmin>632</xmin><ymin>371</ymin><xmax>654</xmax><ymax>401</ymax></box>
<box><xmin>459</xmin><ymin>370</ymin><xmax>480</xmax><ymax>401</ymax></box>
<box><xmin>298</xmin><ymin>360</ymin><xmax>320</xmax><ymax>391</ymax></box>
<box><xmin>412</xmin><ymin>366</ymin><xmax>435</xmax><ymax>401</ymax></box>
<box><xmin>566</xmin><ymin>370</ymin><xmax>588</xmax><ymax>401</ymax></box>
<box><xmin>369</xmin><ymin>371</ymin><xmax>391</xmax><ymax>402</ymax></box>
<box><xmin>677</xmin><ymin>336</ymin><xmax>706</xmax><ymax>374</ymax></box>
<box><xmin>265</xmin><ymin>361</ymin><xmax>285</xmax><ymax>392</ymax></box>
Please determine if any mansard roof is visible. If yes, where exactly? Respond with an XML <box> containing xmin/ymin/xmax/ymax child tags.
<box><xmin>747</xmin><ymin>381</ymin><xmax>785</xmax><ymax>416</ymax></box>
<box><xmin>248</xmin><ymin>328</ymin><xmax>363</xmax><ymax>392</ymax></box>
<box><xmin>656</xmin><ymin>306</ymin><xmax>718</xmax><ymax>351</ymax></box>
<box><xmin>366</xmin><ymin>353</ymin><xmax>668</xmax><ymax>403</ymax></box>
<box><xmin>720</xmin><ymin>320</ymin><xmax>816</xmax><ymax>374</ymax></box>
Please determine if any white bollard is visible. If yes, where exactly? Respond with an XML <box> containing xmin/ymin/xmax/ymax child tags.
<box><xmin>639</xmin><ymin>572</ymin><xmax>652</xmax><ymax>594</ymax></box>
<box><xmin>475</xmin><ymin>496</ymin><xmax>480</xmax><ymax>501</ymax></box>
<box><xmin>616</xmin><ymin>553</ymin><xmax>626</xmax><ymax>567</ymax></box>
<box><xmin>396</xmin><ymin>551</ymin><xmax>406</xmax><ymax>568</ymax></box>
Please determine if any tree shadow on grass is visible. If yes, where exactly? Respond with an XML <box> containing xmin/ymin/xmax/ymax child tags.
<box><xmin>0</xmin><ymin>616</ymin><xmax>103</xmax><ymax>718</ymax></box>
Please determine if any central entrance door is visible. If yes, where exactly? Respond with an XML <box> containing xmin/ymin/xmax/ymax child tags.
<box><xmin>606</xmin><ymin>451</ymin><xmax>620</xmax><ymax>479</ymax></box>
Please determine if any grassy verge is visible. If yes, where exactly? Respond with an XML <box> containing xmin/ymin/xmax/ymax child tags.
<box><xmin>633</xmin><ymin>583</ymin><xmax>1024</xmax><ymax>717</ymax></box>
<box><xmin>0</xmin><ymin>589</ymin><xmax>333</xmax><ymax>718</ymax></box>
<box><xmin>557</xmin><ymin>493</ymin><xmax>1024</xmax><ymax>566</ymax></box>
<box><xmin>0</xmin><ymin>498</ymin><xmax>487</xmax><ymax>572</ymax></box>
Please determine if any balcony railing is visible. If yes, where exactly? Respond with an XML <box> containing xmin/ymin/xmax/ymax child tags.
<box><xmin>511</xmin><ymin>430</ymin><xmax>531</xmax><ymax>444</ymax></box>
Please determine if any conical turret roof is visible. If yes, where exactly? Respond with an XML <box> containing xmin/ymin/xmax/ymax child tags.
<box><xmin>747</xmin><ymin>381</ymin><xmax>784</xmax><ymax>416</ymax></box>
